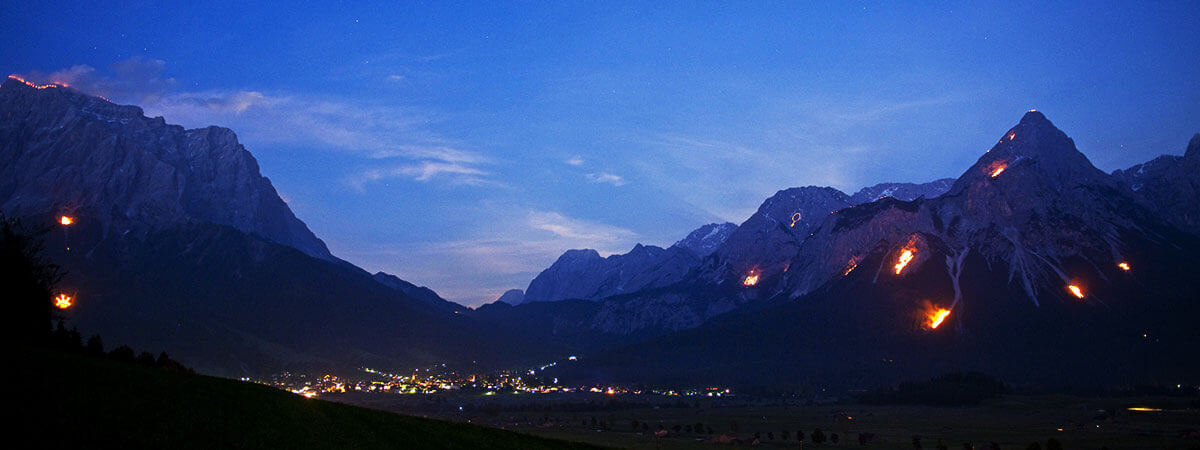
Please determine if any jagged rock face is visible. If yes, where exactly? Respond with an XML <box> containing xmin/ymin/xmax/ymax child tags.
<box><xmin>672</xmin><ymin>222</ymin><xmax>737</xmax><ymax>257</ymax></box>
<box><xmin>495</xmin><ymin>289</ymin><xmax>525</xmax><ymax>305</ymax></box>
<box><xmin>0</xmin><ymin>77</ymin><xmax>334</xmax><ymax>261</ymax></box>
<box><xmin>1112</xmin><ymin>134</ymin><xmax>1200</xmax><ymax>234</ymax></box>
<box><xmin>522</xmin><ymin>245</ymin><xmax>699</xmax><ymax>303</ymax></box>
<box><xmin>371</xmin><ymin>272</ymin><xmax>464</xmax><ymax>313</ymax></box>
<box><xmin>850</xmin><ymin>178</ymin><xmax>954</xmax><ymax>204</ymax></box>
<box><xmin>700</xmin><ymin>186</ymin><xmax>853</xmax><ymax>286</ymax></box>
<box><xmin>786</xmin><ymin>111</ymin><xmax>1164</xmax><ymax>305</ymax></box>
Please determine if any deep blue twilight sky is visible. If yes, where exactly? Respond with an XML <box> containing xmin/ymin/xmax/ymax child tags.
<box><xmin>3</xmin><ymin>1</ymin><xmax>1198</xmax><ymax>306</ymax></box>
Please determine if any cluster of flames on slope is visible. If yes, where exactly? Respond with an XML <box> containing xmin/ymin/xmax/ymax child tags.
<box><xmin>986</xmin><ymin>159</ymin><xmax>1009</xmax><ymax>178</ymax></box>
<box><xmin>842</xmin><ymin>256</ymin><xmax>861</xmax><ymax>276</ymax></box>
<box><xmin>6</xmin><ymin>74</ymin><xmax>68</xmax><ymax>90</ymax></box>
<box><xmin>919</xmin><ymin>300</ymin><xmax>951</xmax><ymax>330</ymax></box>
<box><xmin>894</xmin><ymin>239</ymin><xmax>917</xmax><ymax>275</ymax></box>
<box><xmin>742</xmin><ymin>270</ymin><xmax>759</xmax><ymax>286</ymax></box>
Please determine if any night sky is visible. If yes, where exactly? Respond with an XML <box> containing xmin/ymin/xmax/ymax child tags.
<box><xmin>3</xmin><ymin>1</ymin><xmax>1198</xmax><ymax>306</ymax></box>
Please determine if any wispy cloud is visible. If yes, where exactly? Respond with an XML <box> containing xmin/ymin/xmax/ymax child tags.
<box><xmin>528</xmin><ymin>210</ymin><xmax>636</xmax><ymax>245</ymax></box>
<box><xmin>24</xmin><ymin>58</ymin><xmax>493</xmax><ymax>189</ymax></box>
<box><xmin>340</xmin><ymin>209</ymin><xmax>641</xmax><ymax>306</ymax></box>
<box><xmin>585</xmin><ymin>172</ymin><xmax>626</xmax><ymax>186</ymax></box>
<box><xmin>348</xmin><ymin>161</ymin><xmax>492</xmax><ymax>190</ymax></box>
<box><xmin>564</xmin><ymin>156</ymin><xmax>585</xmax><ymax>166</ymax></box>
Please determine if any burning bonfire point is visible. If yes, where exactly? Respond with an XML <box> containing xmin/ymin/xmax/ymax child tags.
<box><xmin>1067</xmin><ymin>284</ymin><xmax>1085</xmax><ymax>299</ymax></box>
<box><xmin>59</xmin><ymin>215</ymin><xmax>73</xmax><ymax>226</ymax></box>
<box><xmin>742</xmin><ymin>272</ymin><xmax>759</xmax><ymax>286</ymax></box>
<box><xmin>894</xmin><ymin>240</ymin><xmax>917</xmax><ymax>275</ymax></box>
<box><xmin>1118</xmin><ymin>262</ymin><xmax>1131</xmax><ymax>271</ymax></box>
<box><xmin>54</xmin><ymin>293</ymin><xmax>73</xmax><ymax>309</ymax></box>
<box><xmin>789</xmin><ymin>212</ymin><xmax>802</xmax><ymax>227</ymax></box>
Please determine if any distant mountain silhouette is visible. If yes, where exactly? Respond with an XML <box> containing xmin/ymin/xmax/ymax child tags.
<box><xmin>0</xmin><ymin>78</ymin><xmax>523</xmax><ymax>376</ymax></box>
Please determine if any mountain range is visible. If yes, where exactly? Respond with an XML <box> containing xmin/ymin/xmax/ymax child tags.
<box><xmin>5</xmin><ymin>76</ymin><xmax>1199</xmax><ymax>389</ymax></box>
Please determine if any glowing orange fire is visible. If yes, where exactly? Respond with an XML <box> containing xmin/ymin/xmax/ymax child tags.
<box><xmin>789</xmin><ymin>212</ymin><xmax>802</xmax><ymax>227</ymax></box>
<box><xmin>1007</xmin><ymin>132</ymin><xmax>1016</xmax><ymax>141</ymax></box>
<box><xmin>919</xmin><ymin>301</ymin><xmax>951</xmax><ymax>330</ymax></box>
<box><xmin>743</xmin><ymin>273</ymin><xmax>759</xmax><ymax>286</ymax></box>
<box><xmin>990</xmin><ymin>165</ymin><xmax>1006</xmax><ymax>177</ymax></box>
<box><xmin>929</xmin><ymin>308</ymin><xmax>951</xmax><ymax>329</ymax></box>
<box><xmin>1067</xmin><ymin>284</ymin><xmax>1084</xmax><ymax>299</ymax></box>
<box><xmin>59</xmin><ymin>216</ymin><xmax>73</xmax><ymax>226</ymax></box>
<box><xmin>1118</xmin><ymin>262</ymin><xmax>1131</xmax><ymax>271</ymax></box>
<box><xmin>54</xmin><ymin>293</ymin><xmax>73</xmax><ymax>309</ymax></box>
<box><xmin>894</xmin><ymin>248</ymin><xmax>915</xmax><ymax>275</ymax></box>
<box><xmin>6</xmin><ymin>74</ymin><xmax>67</xmax><ymax>90</ymax></box>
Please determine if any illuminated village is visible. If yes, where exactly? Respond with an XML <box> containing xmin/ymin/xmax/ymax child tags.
<box><xmin>252</xmin><ymin>357</ymin><xmax>732</xmax><ymax>401</ymax></box>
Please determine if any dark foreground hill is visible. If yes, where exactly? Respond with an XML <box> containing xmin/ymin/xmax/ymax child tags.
<box><xmin>15</xmin><ymin>346</ymin><xmax>602</xmax><ymax>450</ymax></box>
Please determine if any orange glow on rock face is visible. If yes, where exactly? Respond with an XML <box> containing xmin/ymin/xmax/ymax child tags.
<box><xmin>54</xmin><ymin>293</ymin><xmax>73</xmax><ymax>309</ymax></box>
<box><xmin>990</xmin><ymin>165</ymin><xmax>1006</xmax><ymax>178</ymax></box>
<box><xmin>742</xmin><ymin>273</ymin><xmax>759</xmax><ymax>286</ymax></box>
<box><xmin>59</xmin><ymin>216</ymin><xmax>73</xmax><ymax>226</ymax></box>
<box><xmin>1118</xmin><ymin>262</ymin><xmax>1131</xmax><ymax>271</ymax></box>
<box><xmin>1067</xmin><ymin>284</ymin><xmax>1084</xmax><ymax>299</ymax></box>
<box><xmin>894</xmin><ymin>249</ymin><xmax>915</xmax><ymax>275</ymax></box>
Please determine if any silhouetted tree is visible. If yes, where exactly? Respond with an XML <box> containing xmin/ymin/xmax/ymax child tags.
<box><xmin>672</xmin><ymin>425</ymin><xmax>681</xmax><ymax>433</ymax></box>
<box><xmin>962</xmin><ymin>443</ymin><xmax>974</xmax><ymax>450</ymax></box>
<box><xmin>136</xmin><ymin>351</ymin><xmax>156</xmax><ymax>366</ymax></box>
<box><xmin>1025</xmin><ymin>443</ymin><xmax>1042</xmax><ymax>450</ymax></box>
<box><xmin>1</xmin><ymin>215</ymin><xmax>63</xmax><ymax>343</ymax></box>
<box><xmin>831</xmin><ymin>432</ymin><xmax>839</xmax><ymax>445</ymax></box>
<box><xmin>767</xmin><ymin>431</ymin><xmax>775</xmax><ymax>440</ymax></box>
<box><xmin>988</xmin><ymin>443</ymin><xmax>1001</xmax><ymax>450</ymax></box>
<box><xmin>798</xmin><ymin>430</ymin><xmax>805</xmax><ymax>441</ymax></box>
<box><xmin>913</xmin><ymin>435</ymin><xmax>923</xmax><ymax>449</ymax></box>
<box><xmin>936</xmin><ymin>440</ymin><xmax>948</xmax><ymax>450</ymax></box>
<box><xmin>109</xmin><ymin>345</ymin><xmax>136</xmax><ymax>363</ymax></box>
<box><xmin>631</xmin><ymin>420</ymin><xmax>639</xmax><ymax>430</ymax></box>
<box><xmin>1045</xmin><ymin>439</ymin><xmax>1062</xmax><ymax>450</ymax></box>
<box><xmin>86</xmin><ymin>334</ymin><xmax>104</xmax><ymax>355</ymax></box>
<box><xmin>696</xmin><ymin>422</ymin><xmax>704</xmax><ymax>434</ymax></box>
<box><xmin>782</xmin><ymin>430</ymin><xmax>790</xmax><ymax>440</ymax></box>
<box><xmin>812</xmin><ymin>428</ymin><xmax>826</xmax><ymax>444</ymax></box>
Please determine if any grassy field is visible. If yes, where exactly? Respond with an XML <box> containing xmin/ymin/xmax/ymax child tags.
<box><xmin>15</xmin><ymin>347</ymin><xmax>604</xmax><ymax>449</ymax></box>
<box><xmin>334</xmin><ymin>392</ymin><xmax>1200</xmax><ymax>449</ymax></box>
